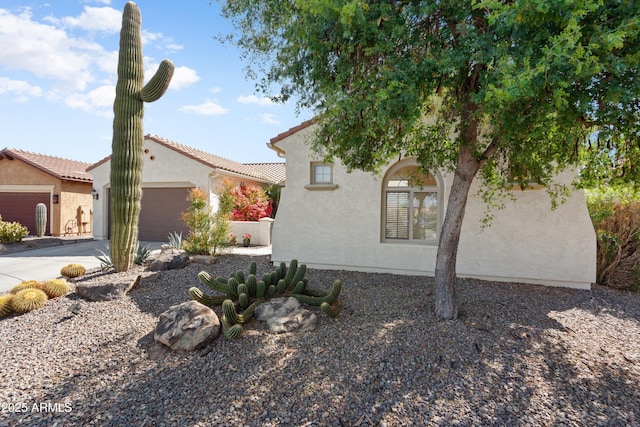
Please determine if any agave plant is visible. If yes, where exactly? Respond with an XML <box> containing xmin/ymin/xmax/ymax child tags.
<box><xmin>168</xmin><ymin>231</ymin><xmax>183</xmax><ymax>250</ymax></box>
<box><xmin>134</xmin><ymin>242</ymin><xmax>152</xmax><ymax>265</ymax></box>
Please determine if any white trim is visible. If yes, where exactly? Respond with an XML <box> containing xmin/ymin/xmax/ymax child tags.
<box><xmin>0</xmin><ymin>185</ymin><xmax>55</xmax><ymax>193</ymax></box>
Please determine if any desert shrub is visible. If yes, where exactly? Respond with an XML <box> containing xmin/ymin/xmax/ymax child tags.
<box><xmin>230</xmin><ymin>184</ymin><xmax>272</xmax><ymax>221</ymax></box>
<box><xmin>182</xmin><ymin>185</ymin><xmax>233</xmax><ymax>255</ymax></box>
<box><xmin>586</xmin><ymin>187</ymin><xmax>640</xmax><ymax>290</ymax></box>
<box><xmin>0</xmin><ymin>215</ymin><xmax>29</xmax><ymax>243</ymax></box>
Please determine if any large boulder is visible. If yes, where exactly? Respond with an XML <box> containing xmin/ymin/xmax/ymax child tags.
<box><xmin>75</xmin><ymin>275</ymin><xmax>140</xmax><ymax>302</ymax></box>
<box><xmin>154</xmin><ymin>301</ymin><xmax>220</xmax><ymax>351</ymax></box>
<box><xmin>147</xmin><ymin>245</ymin><xmax>189</xmax><ymax>271</ymax></box>
<box><xmin>254</xmin><ymin>297</ymin><xmax>317</xmax><ymax>334</ymax></box>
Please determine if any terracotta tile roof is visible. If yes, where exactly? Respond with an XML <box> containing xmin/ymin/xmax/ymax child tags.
<box><xmin>88</xmin><ymin>135</ymin><xmax>284</xmax><ymax>184</ymax></box>
<box><xmin>0</xmin><ymin>148</ymin><xmax>93</xmax><ymax>183</ymax></box>
<box><xmin>269</xmin><ymin>119</ymin><xmax>315</xmax><ymax>144</ymax></box>
<box><xmin>244</xmin><ymin>162</ymin><xmax>286</xmax><ymax>184</ymax></box>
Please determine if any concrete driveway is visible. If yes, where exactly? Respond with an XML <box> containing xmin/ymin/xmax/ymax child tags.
<box><xmin>0</xmin><ymin>240</ymin><xmax>163</xmax><ymax>294</ymax></box>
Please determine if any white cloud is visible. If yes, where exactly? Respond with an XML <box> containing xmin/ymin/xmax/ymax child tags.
<box><xmin>64</xmin><ymin>84</ymin><xmax>114</xmax><ymax>117</ymax></box>
<box><xmin>167</xmin><ymin>66</ymin><xmax>200</xmax><ymax>90</ymax></box>
<box><xmin>55</xmin><ymin>6</ymin><xmax>121</xmax><ymax>33</ymax></box>
<box><xmin>180</xmin><ymin>101</ymin><xmax>228</xmax><ymax>116</ymax></box>
<box><xmin>0</xmin><ymin>77</ymin><xmax>43</xmax><ymax>98</ymax></box>
<box><xmin>0</xmin><ymin>8</ymin><xmax>104</xmax><ymax>91</ymax></box>
<box><xmin>210</xmin><ymin>86</ymin><xmax>222</xmax><ymax>94</ymax></box>
<box><xmin>164</xmin><ymin>43</ymin><xmax>184</xmax><ymax>52</ymax></box>
<box><xmin>237</xmin><ymin>94</ymin><xmax>275</xmax><ymax>106</ymax></box>
<box><xmin>260</xmin><ymin>113</ymin><xmax>280</xmax><ymax>125</ymax></box>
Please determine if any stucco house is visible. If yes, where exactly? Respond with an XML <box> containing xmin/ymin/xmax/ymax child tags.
<box><xmin>0</xmin><ymin>148</ymin><xmax>93</xmax><ymax>237</ymax></box>
<box><xmin>88</xmin><ymin>134</ymin><xmax>285</xmax><ymax>241</ymax></box>
<box><xmin>268</xmin><ymin>121</ymin><xmax>597</xmax><ymax>289</ymax></box>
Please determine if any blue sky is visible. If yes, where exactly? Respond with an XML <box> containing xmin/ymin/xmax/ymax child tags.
<box><xmin>0</xmin><ymin>0</ymin><xmax>311</xmax><ymax>165</ymax></box>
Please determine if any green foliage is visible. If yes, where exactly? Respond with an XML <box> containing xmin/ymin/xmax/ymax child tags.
<box><xmin>586</xmin><ymin>187</ymin><xmax>640</xmax><ymax>290</ymax></box>
<box><xmin>221</xmin><ymin>0</ymin><xmax>640</xmax><ymax>319</ymax></box>
<box><xmin>35</xmin><ymin>203</ymin><xmax>47</xmax><ymax>237</ymax></box>
<box><xmin>265</xmin><ymin>184</ymin><xmax>281</xmax><ymax>218</ymax></box>
<box><xmin>182</xmin><ymin>185</ymin><xmax>233</xmax><ymax>255</ymax></box>
<box><xmin>189</xmin><ymin>259</ymin><xmax>342</xmax><ymax>339</ymax></box>
<box><xmin>95</xmin><ymin>245</ymin><xmax>114</xmax><ymax>271</ymax></box>
<box><xmin>109</xmin><ymin>2</ymin><xmax>174</xmax><ymax>272</ymax></box>
<box><xmin>0</xmin><ymin>215</ymin><xmax>29</xmax><ymax>243</ymax></box>
<box><xmin>134</xmin><ymin>242</ymin><xmax>152</xmax><ymax>265</ymax></box>
<box><xmin>168</xmin><ymin>231</ymin><xmax>183</xmax><ymax>250</ymax></box>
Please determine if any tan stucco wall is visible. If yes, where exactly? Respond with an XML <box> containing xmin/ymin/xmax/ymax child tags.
<box><xmin>0</xmin><ymin>158</ymin><xmax>92</xmax><ymax>236</ymax></box>
<box><xmin>271</xmin><ymin>126</ymin><xmax>597</xmax><ymax>289</ymax></box>
<box><xmin>59</xmin><ymin>181</ymin><xmax>93</xmax><ymax>236</ymax></box>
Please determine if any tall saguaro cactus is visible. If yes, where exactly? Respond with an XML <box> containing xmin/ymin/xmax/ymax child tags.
<box><xmin>110</xmin><ymin>2</ymin><xmax>174</xmax><ymax>271</ymax></box>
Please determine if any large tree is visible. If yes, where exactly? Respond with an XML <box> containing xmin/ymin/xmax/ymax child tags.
<box><xmin>221</xmin><ymin>0</ymin><xmax>640</xmax><ymax>319</ymax></box>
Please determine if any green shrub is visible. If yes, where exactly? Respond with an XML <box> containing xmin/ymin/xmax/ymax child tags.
<box><xmin>586</xmin><ymin>187</ymin><xmax>640</xmax><ymax>290</ymax></box>
<box><xmin>182</xmin><ymin>183</ymin><xmax>233</xmax><ymax>256</ymax></box>
<box><xmin>0</xmin><ymin>215</ymin><xmax>29</xmax><ymax>243</ymax></box>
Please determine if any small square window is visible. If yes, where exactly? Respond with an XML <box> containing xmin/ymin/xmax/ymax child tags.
<box><xmin>312</xmin><ymin>163</ymin><xmax>333</xmax><ymax>184</ymax></box>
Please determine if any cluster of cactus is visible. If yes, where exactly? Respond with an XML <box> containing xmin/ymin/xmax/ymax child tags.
<box><xmin>1</xmin><ymin>279</ymin><xmax>71</xmax><ymax>318</ymax></box>
<box><xmin>188</xmin><ymin>259</ymin><xmax>342</xmax><ymax>339</ymax></box>
<box><xmin>60</xmin><ymin>264</ymin><xmax>86</xmax><ymax>278</ymax></box>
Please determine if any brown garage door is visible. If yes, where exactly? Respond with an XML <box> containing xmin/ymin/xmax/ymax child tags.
<box><xmin>0</xmin><ymin>193</ymin><xmax>50</xmax><ymax>236</ymax></box>
<box><xmin>108</xmin><ymin>187</ymin><xmax>192</xmax><ymax>241</ymax></box>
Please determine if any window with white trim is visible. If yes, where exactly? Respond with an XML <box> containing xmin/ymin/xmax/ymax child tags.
<box><xmin>312</xmin><ymin>163</ymin><xmax>333</xmax><ymax>184</ymax></box>
<box><xmin>383</xmin><ymin>161</ymin><xmax>440</xmax><ymax>243</ymax></box>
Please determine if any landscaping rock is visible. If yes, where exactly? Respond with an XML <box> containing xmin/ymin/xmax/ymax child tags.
<box><xmin>154</xmin><ymin>301</ymin><xmax>220</xmax><ymax>351</ymax></box>
<box><xmin>147</xmin><ymin>246</ymin><xmax>189</xmax><ymax>271</ymax></box>
<box><xmin>190</xmin><ymin>255</ymin><xmax>216</xmax><ymax>265</ymax></box>
<box><xmin>75</xmin><ymin>275</ymin><xmax>141</xmax><ymax>302</ymax></box>
<box><xmin>254</xmin><ymin>297</ymin><xmax>318</xmax><ymax>334</ymax></box>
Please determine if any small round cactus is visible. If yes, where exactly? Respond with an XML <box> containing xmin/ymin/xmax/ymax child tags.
<box><xmin>0</xmin><ymin>294</ymin><xmax>14</xmax><ymax>318</ymax></box>
<box><xmin>11</xmin><ymin>289</ymin><xmax>48</xmax><ymax>314</ymax></box>
<box><xmin>39</xmin><ymin>279</ymin><xmax>71</xmax><ymax>298</ymax></box>
<box><xmin>60</xmin><ymin>264</ymin><xmax>86</xmax><ymax>278</ymax></box>
<box><xmin>10</xmin><ymin>280</ymin><xmax>42</xmax><ymax>294</ymax></box>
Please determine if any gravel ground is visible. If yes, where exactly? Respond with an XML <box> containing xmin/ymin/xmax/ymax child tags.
<box><xmin>1</xmin><ymin>254</ymin><xmax>639</xmax><ymax>426</ymax></box>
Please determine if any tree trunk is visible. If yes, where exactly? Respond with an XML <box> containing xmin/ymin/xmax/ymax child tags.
<box><xmin>434</xmin><ymin>145</ymin><xmax>481</xmax><ymax>319</ymax></box>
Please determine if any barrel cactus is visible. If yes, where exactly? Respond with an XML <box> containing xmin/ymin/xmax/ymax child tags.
<box><xmin>10</xmin><ymin>280</ymin><xmax>41</xmax><ymax>294</ymax></box>
<box><xmin>35</xmin><ymin>203</ymin><xmax>47</xmax><ymax>237</ymax></box>
<box><xmin>189</xmin><ymin>260</ymin><xmax>342</xmax><ymax>340</ymax></box>
<box><xmin>60</xmin><ymin>263</ymin><xmax>86</xmax><ymax>278</ymax></box>
<box><xmin>0</xmin><ymin>294</ymin><xmax>14</xmax><ymax>318</ymax></box>
<box><xmin>39</xmin><ymin>279</ymin><xmax>71</xmax><ymax>298</ymax></box>
<box><xmin>110</xmin><ymin>1</ymin><xmax>174</xmax><ymax>272</ymax></box>
<box><xmin>11</xmin><ymin>289</ymin><xmax>48</xmax><ymax>314</ymax></box>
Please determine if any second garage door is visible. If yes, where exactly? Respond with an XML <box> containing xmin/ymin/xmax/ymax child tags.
<box><xmin>108</xmin><ymin>187</ymin><xmax>192</xmax><ymax>241</ymax></box>
<box><xmin>0</xmin><ymin>192</ymin><xmax>50</xmax><ymax>236</ymax></box>
<box><xmin>138</xmin><ymin>187</ymin><xmax>192</xmax><ymax>241</ymax></box>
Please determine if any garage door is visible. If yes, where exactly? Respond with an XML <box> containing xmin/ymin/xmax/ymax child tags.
<box><xmin>0</xmin><ymin>193</ymin><xmax>50</xmax><ymax>236</ymax></box>
<box><xmin>108</xmin><ymin>187</ymin><xmax>192</xmax><ymax>242</ymax></box>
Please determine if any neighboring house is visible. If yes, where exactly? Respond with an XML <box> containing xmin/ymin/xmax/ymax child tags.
<box><xmin>88</xmin><ymin>134</ymin><xmax>285</xmax><ymax>241</ymax></box>
<box><xmin>268</xmin><ymin>121</ymin><xmax>597</xmax><ymax>289</ymax></box>
<box><xmin>0</xmin><ymin>148</ymin><xmax>93</xmax><ymax>237</ymax></box>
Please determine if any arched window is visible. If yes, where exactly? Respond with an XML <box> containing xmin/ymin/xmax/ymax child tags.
<box><xmin>382</xmin><ymin>159</ymin><xmax>441</xmax><ymax>244</ymax></box>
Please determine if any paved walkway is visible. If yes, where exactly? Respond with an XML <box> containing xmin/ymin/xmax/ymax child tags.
<box><xmin>0</xmin><ymin>239</ymin><xmax>271</xmax><ymax>294</ymax></box>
